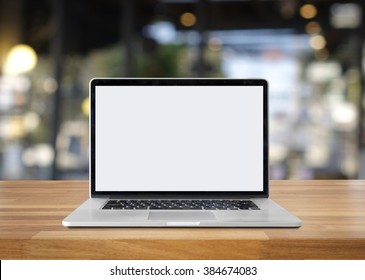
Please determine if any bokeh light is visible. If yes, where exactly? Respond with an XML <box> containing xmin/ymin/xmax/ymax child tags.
<box><xmin>300</xmin><ymin>4</ymin><xmax>318</xmax><ymax>19</ymax></box>
<box><xmin>180</xmin><ymin>12</ymin><xmax>197</xmax><ymax>27</ymax></box>
<box><xmin>3</xmin><ymin>44</ymin><xmax>38</xmax><ymax>75</ymax></box>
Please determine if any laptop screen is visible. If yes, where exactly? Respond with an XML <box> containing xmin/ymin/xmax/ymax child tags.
<box><xmin>91</xmin><ymin>79</ymin><xmax>268</xmax><ymax>195</ymax></box>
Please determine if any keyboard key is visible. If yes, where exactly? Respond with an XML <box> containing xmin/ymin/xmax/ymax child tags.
<box><xmin>102</xmin><ymin>199</ymin><xmax>260</xmax><ymax>210</ymax></box>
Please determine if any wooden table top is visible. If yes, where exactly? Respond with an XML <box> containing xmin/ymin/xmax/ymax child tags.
<box><xmin>0</xmin><ymin>180</ymin><xmax>364</xmax><ymax>259</ymax></box>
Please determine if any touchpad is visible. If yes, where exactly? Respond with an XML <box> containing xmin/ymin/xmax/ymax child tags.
<box><xmin>148</xmin><ymin>211</ymin><xmax>216</xmax><ymax>221</ymax></box>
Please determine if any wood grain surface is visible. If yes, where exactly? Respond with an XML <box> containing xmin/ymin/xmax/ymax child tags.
<box><xmin>0</xmin><ymin>180</ymin><xmax>364</xmax><ymax>259</ymax></box>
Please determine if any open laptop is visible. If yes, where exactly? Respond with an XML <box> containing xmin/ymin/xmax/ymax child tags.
<box><xmin>63</xmin><ymin>78</ymin><xmax>302</xmax><ymax>227</ymax></box>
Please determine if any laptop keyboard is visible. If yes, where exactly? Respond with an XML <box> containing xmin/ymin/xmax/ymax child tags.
<box><xmin>102</xmin><ymin>200</ymin><xmax>260</xmax><ymax>210</ymax></box>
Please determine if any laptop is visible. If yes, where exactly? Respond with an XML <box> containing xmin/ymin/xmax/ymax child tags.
<box><xmin>63</xmin><ymin>78</ymin><xmax>302</xmax><ymax>227</ymax></box>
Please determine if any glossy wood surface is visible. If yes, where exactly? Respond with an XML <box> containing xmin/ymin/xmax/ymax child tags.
<box><xmin>0</xmin><ymin>180</ymin><xmax>364</xmax><ymax>259</ymax></box>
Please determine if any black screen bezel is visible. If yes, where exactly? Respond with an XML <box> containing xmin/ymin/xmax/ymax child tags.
<box><xmin>90</xmin><ymin>78</ymin><xmax>269</xmax><ymax>198</ymax></box>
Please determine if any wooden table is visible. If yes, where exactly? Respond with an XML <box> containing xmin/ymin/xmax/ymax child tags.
<box><xmin>0</xmin><ymin>180</ymin><xmax>364</xmax><ymax>259</ymax></box>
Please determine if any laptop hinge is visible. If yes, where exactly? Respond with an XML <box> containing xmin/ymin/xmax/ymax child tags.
<box><xmin>93</xmin><ymin>194</ymin><xmax>269</xmax><ymax>199</ymax></box>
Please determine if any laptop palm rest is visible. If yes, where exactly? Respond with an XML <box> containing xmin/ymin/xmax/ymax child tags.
<box><xmin>148</xmin><ymin>211</ymin><xmax>216</xmax><ymax>221</ymax></box>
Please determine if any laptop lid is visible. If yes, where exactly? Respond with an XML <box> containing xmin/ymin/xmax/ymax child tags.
<box><xmin>90</xmin><ymin>78</ymin><xmax>268</xmax><ymax>199</ymax></box>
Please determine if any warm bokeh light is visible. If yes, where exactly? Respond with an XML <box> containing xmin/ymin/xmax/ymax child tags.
<box><xmin>300</xmin><ymin>4</ymin><xmax>318</xmax><ymax>19</ymax></box>
<box><xmin>314</xmin><ymin>48</ymin><xmax>329</xmax><ymax>60</ymax></box>
<box><xmin>310</xmin><ymin>35</ymin><xmax>326</xmax><ymax>50</ymax></box>
<box><xmin>180</xmin><ymin>12</ymin><xmax>196</xmax><ymax>27</ymax></box>
<box><xmin>305</xmin><ymin>21</ymin><xmax>321</xmax><ymax>34</ymax></box>
<box><xmin>0</xmin><ymin>117</ymin><xmax>25</xmax><ymax>139</ymax></box>
<box><xmin>82</xmin><ymin>97</ymin><xmax>90</xmax><ymax>116</ymax></box>
<box><xmin>3</xmin><ymin>44</ymin><xmax>38</xmax><ymax>75</ymax></box>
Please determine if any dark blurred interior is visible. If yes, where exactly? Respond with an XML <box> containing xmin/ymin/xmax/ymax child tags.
<box><xmin>1</xmin><ymin>0</ymin><xmax>365</xmax><ymax>180</ymax></box>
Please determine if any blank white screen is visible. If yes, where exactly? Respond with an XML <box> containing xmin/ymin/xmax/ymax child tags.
<box><xmin>95</xmin><ymin>85</ymin><xmax>263</xmax><ymax>191</ymax></box>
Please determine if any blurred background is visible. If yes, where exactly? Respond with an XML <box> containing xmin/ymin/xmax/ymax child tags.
<box><xmin>0</xmin><ymin>0</ymin><xmax>364</xmax><ymax>180</ymax></box>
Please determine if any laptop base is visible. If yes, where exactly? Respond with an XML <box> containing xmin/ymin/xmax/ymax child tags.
<box><xmin>62</xmin><ymin>198</ymin><xmax>302</xmax><ymax>227</ymax></box>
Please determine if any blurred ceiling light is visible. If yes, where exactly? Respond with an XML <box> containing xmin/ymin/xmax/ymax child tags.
<box><xmin>3</xmin><ymin>44</ymin><xmax>37</xmax><ymax>75</ymax></box>
<box><xmin>300</xmin><ymin>4</ymin><xmax>317</xmax><ymax>19</ymax></box>
<box><xmin>82</xmin><ymin>97</ymin><xmax>90</xmax><ymax>116</ymax></box>
<box><xmin>310</xmin><ymin>35</ymin><xmax>326</xmax><ymax>50</ymax></box>
<box><xmin>305</xmin><ymin>21</ymin><xmax>321</xmax><ymax>34</ymax></box>
<box><xmin>330</xmin><ymin>3</ymin><xmax>361</xmax><ymax>28</ymax></box>
<box><xmin>143</xmin><ymin>21</ymin><xmax>176</xmax><ymax>44</ymax></box>
<box><xmin>307</xmin><ymin>61</ymin><xmax>341</xmax><ymax>83</ymax></box>
<box><xmin>180</xmin><ymin>12</ymin><xmax>196</xmax><ymax>27</ymax></box>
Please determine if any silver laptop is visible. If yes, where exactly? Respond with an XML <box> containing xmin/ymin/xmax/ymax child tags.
<box><xmin>63</xmin><ymin>78</ymin><xmax>302</xmax><ymax>227</ymax></box>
